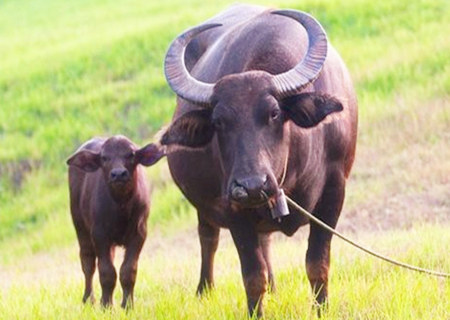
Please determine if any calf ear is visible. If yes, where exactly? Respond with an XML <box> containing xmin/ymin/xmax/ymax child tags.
<box><xmin>281</xmin><ymin>93</ymin><xmax>343</xmax><ymax>128</ymax></box>
<box><xmin>160</xmin><ymin>109</ymin><xmax>214</xmax><ymax>148</ymax></box>
<box><xmin>136</xmin><ymin>143</ymin><xmax>165</xmax><ymax>166</ymax></box>
<box><xmin>66</xmin><ymin>150</ymin><xmax>101</xmax><ymax>172</ymax></box>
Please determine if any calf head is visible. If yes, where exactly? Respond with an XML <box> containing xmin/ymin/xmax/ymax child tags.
<box><xmin>161</xmin><ymin>11</ymin><xmax>342</xmax><ymax>209</ymax></box>
<box><xmin>67</xmin><ymin>136</ymin><xmax>164</xmax><ymax>193</ymax></box>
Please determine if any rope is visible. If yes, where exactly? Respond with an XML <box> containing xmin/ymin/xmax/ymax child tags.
<box><xmin>278</xmin><ymin>152</ymin><xmax>289</xmax><ymax>187</ymax></box>
<box><xmin>284</xmin><ymin>195</ymin><xmax>450</xmax><ymax>278</ymax></box>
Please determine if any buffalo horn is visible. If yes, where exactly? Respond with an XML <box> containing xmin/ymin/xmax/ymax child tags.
<box><xmin>270</xmin><ymin>10</ymin><xmax>328</xmax><ymax>98</ymax></box>
<box><xmin>164</xmin><ymin>10</ymin><xmax>327</xmax><ymax>105</ymax></box>
<box><xmin>164</xmin><ymin>23</ymin><xmax>222</xmax><ymax>105</ymax></box>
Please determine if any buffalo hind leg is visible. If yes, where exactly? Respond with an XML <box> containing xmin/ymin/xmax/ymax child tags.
<box><xmin>306</xmin><ymin>169</ymin><xmax>345</xmax><ymax>315</ymax></box>
<box><xmin>259</xmin><ymin>233</ymin><xmax>275</xmax><ymax>293</ymax></box>
<box><xmin>120</xmin><ymin>233</ymin><xmax>146</xmax><ymax>309</ymax></box>
<box><xmin>196</xmin><ymin>214</ymin><xmax>220</xmax><ymax>296</ymax></box>
<box><xmin>230</xmin><ymin>217</ymin><xmax>267</xmax><ymax>318</ymax></box>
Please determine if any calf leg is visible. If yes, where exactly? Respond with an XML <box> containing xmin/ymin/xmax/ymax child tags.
<box><xmin>73</xmin><ymin>219</ymin><xmax>96</xmax><ymax>303</ymax></box>
<box><xmin>120</xmin><ymin>233</ymin><xmax>146</xmax><ymax>309</ymax></box>
<box><xmin>95</xmin><ymin>243</ymin><xmax>117</xmax><ymax>307</ymax></box>
<box><xmin>259</xmin><ymin>233</ymin><xmax>276</xmax><ymax>293</ymax></box>
<box><xmin>80</xmin><ymin>243</ymin><xmax>96</xmax><ymax>304</ymax></box>
<box><xmin>230</xmin><ymin>217</ymin><xmax>267</xmax><ymax>318</ymax></box>
<box><xmin>196</xmin><ymin>214</ymin><xmax>220</xmax><ymax>296</ymax></box>
<box><xmin>306</xmin><ymin>169</ymin><xmax>345</xmax><ymax>313</ymax></box>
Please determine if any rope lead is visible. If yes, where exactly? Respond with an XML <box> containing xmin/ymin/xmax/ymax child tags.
<box><xmin>285</xmin><ymin>195</ymin><xmax>450</xmax><ymax>278</ymax></box>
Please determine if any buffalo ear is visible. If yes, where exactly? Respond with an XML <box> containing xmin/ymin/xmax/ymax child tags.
<box><xmin>66</xmin><ymin>150</ymin><xmax>101</xmax><ymax>172</ymax></box>
<box><xmin>160</xmin><ymin>109</ymin><xmax>214</xmax><ymax>148</ymax></box>
<box><xmin>281</xmin><ymin>92</ymin><xmax>343</xmax><ymax>128</ymax></box>
<box><xmin>136</xmin><ymin>143</ymin><xmax>165</xmax><ymax>166</ymax></box>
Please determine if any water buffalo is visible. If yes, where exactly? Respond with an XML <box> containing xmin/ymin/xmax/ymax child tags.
<box><xmin>67</xmin><ymin>136</ymin><xmax>164</xmax><ymax>308</ymax></box>
<box><xmin>160</xmin><ymin>4</ymin><xmax>357</xmax><ymax>317</ymax></box>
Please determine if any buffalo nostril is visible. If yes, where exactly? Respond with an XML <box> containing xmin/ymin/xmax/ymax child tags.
<box><xmin>110</xmin><ymin>169</ymin><xmax>129</xmax><ymax>181</ymax></box>
<box><xmin>231</xmin><ymin>186</ymin><xmax>249</xmax><ymax>201</ymax></box>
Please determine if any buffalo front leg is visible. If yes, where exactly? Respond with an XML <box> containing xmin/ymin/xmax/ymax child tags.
<box><xmin>120</xmin><ymin>233</ymin><xmax>146</xmax><ymax>309</ymax></box>
<box><xmin>73</xmin><ymin>219</ymin><xmax>96</xmax><ymax>304</ymax></box>
<box><xmin>196</xmin><ymin>214</ymin><xmax>220</xmax><ymax>296</ymax></box>
<box><xmin>95</xmin><ymin>241</ymin><xmax>117</xmax><ymax>307</ymax></box>
<box><xmin>230</xmin><ymin>217</ymin><xmax>267</xmax><ymax>318</ymax></box>
<box><xmin>259</xmin><ymin>233</ymin><xmax>275</xmax><ymax>293</ymax></box>
<box><xmin>306</xmin><ymin>169</ymin><xmax>345</xmax><ymax>313</ymax></box>
<box><xmin>80</xmin><ymin>242</ymin><xmax>96</xmax><ymax>304</ymax></box>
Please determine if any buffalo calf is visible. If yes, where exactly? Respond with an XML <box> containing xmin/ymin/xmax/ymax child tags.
<box><xmin>67</xmin><ymin>135</ymin><xmax>164</xmax><ymax>308</ymax></box>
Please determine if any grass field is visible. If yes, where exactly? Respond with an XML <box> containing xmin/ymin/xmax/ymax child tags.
<box><xmin>0</xmin><ymin>0</ymin><xmax>449</xmax><ymax>319</ymax></box>
<box><xmin>1</xmin><ymin>225</ymin><xmax>449</xmax><ymax>319</ymax></box>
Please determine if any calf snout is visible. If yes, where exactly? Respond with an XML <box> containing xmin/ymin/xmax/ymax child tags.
<box><xmin>230</xmin><ymin>175</ymin><xmax>275</xmax><ymax>207</ymax></box>
<box><xmin>110</xmin><ymin>168</ymin><xmax>130</xmax><ymax>182</ymax></box>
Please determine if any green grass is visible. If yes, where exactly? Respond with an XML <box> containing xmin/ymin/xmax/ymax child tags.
<box><xmin>1</xmin><ymin>224</ymin><xmax>448</xmax><ymax>319</ymax></box>
<box><xmin>0</xmin><ymin>0</ymin><xmax>449</xmax><ymax>318</ymax></box>
<box><xmin>1</xmin><ymin>0</ymin><xmax>449</xmax><ymax>259</ymax></box>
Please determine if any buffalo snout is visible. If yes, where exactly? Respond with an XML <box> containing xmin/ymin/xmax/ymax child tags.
<box><xmin>110</xmin><ymin>167</ymin><xmax>130</xmax><ymax>182</ymax></box>
<box><xmin>230</xmin><ymin>174</ymin><xmax>277</xmax><ymax>207</ymax></box>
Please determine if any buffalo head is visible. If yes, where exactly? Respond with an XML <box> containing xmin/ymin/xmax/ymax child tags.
<box><xmin>67</xmin><ymin>136</ymin><xmax>164</xmax><ymax>192</ymax></box>
<box><xmin>161</xmin><ymin>10</ymin><xmax>343</xmax><ymax>208</ymax></box>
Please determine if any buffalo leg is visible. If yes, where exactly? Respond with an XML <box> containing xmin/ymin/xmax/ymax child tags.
<box><xmin>306</xmin><ymin>170</ymin><xmax>345</xmax><ymax>313</ymax></box>
<box><xmin>73</xmin><ymin>219</ymin><xmax>96</xmax><ymax>304</ymax></box>
<box><xmin>196</xmin><ymin>214</ymin><xmax>220</xmax><ymax>295</ymax></box>
<box><xmin>95</xmin><ymin>242</ymin><xmax>117</xmax><ymax>307</ymax></box>
<box><xmin>230</xmin><ymin>218</ymin><xmax>267</xmax><ymax>318</ymax></box>
<box><xmin>259</xmin><ymin>233</ymin><xmax>275</xmax><ymax>293</ymax></box>
<box><xmin>120</xmin><ymin>233</ymin><xmax>146</xmax><ymax>308</ymax></box>
<box><xmin>80</xmin><ymin>242</ymin><xmax>96</xmax><ymax>304</ymax></box>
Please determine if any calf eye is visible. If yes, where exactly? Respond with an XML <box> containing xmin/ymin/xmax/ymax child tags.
<box><xmin>101</xmin><ymin>156</ymin><xmax>110</xmax><ymax>162</ymax></box>
<box><xmin>126</xmin><ymin>152</ymin><xmax>135</xmax><ymax>160</ymax></box>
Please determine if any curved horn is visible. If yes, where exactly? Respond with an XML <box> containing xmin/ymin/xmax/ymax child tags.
<box><xmin>270</xmin><ymin>10</ymin><xmax>328</xmax><ymax>98</ymax></box>
<box><xmin>164</xmin><ymin>23</ymin><xmax>222</xmax><ymax>105</ymax></box>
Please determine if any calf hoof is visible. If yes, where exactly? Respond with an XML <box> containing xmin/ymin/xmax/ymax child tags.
<box><xmin>313</xmin><ymin>299</ymin><xmax>328</xmax><ymax>318</ymax></box>
<box><xmin>196</xmin><ymin>281</ymin><xmax>214</xmax><ymax>297</ymax></box>
<box><xmin>248</xmin><ymin>300</ymin><xmax>263</xmax><ymax>319</ymax></box>
<box><xmin>82</xmin><ymin>293</ymin><xmax>95</xmax><ymax>304</ymax></box>
<box><xmin>100</xmin><ymin>297</ymin><xmax>113</xmax><ymax>308</ymax></box>
<box><xmin>121</xmin><ymin>299</ymin><xmax>133</xmax><ymax>310</ymax></box>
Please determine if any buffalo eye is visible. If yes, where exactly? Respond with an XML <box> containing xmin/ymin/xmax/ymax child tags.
<box><xmin>101</xmin><ymin>156</ymin><xmax>110</xmax><ymax>162</ymax></box>
<box><xmin>126</xmin><ymin>152</ymin><xmax>135</xmax><ymax>160</ymax></box>
<box><xmin>269</xmin><ymin>107</ymin><xmax>281</xmax><ymax>123</ymax></box>
<box><xmin>212</xmin><ymin>117</ymin><xmax>225</xmax><ymax>130</ymax></box>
